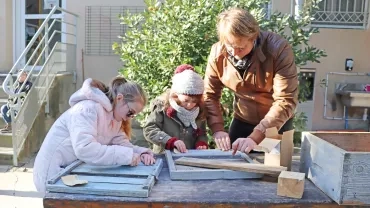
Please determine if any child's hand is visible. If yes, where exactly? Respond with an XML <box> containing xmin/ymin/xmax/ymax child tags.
<box><xmin>140</xmin><ymin>153</ymin><xmax>156</xmax><ymax>165</ymax></box>
<box><xmin>130</xmin><ymin>153</ymin><xmax>140</xmax><ymax>166</ymax></box>
<box><xmin>145</xmin><ymin>149</ymin><xmax>154</xmax><ymax>157</ymax></box>
<box><xmin>174</xmin><ymin>140</ymin><xmax>187</xmax><ymax>153</ymax></box>
<box><xmin>196</xmin><ymin>145</ymin><xmax>207</xmax><ymax>150</ymax></box>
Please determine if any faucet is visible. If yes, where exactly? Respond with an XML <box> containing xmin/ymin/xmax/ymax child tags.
<box><xmin>338</xmin><ymin>83</ymin><xmax>348</xmax><ymax>91</ymax></box>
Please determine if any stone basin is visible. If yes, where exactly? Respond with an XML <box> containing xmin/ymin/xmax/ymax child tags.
<box><xmin>336</xmin><ymin>90</ymin><xmax>370</xmax><ymax>107</ymax></box>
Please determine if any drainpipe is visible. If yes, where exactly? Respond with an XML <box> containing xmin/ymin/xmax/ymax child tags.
<box><xmin>344</xmin><ymin>106</ymin><xmax>348</xmax><ymax>129</ymax></box>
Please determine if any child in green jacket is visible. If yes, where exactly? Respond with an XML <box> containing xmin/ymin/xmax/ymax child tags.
<box><xmin>143</xmin><ymin>64</ymin><xmax>208</xmax><ymax>154</ymax></box>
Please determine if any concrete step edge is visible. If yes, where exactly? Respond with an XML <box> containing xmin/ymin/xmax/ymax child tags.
<box><xmin>0</xmin><ymin>132</ymin><xmax>12</xmax><ymax>137</ymax></box>
<box><xmin>0</xmin><ymin>147</ymin><xmax>13</xmax><ymax>155</ymax></box>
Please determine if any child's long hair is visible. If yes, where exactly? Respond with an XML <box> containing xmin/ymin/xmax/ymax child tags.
<box><xmin>161</xmin><ymin>90</ymin><xmax>206</xmax><ymax>121</ymax></box>
<box><xmin>90</xmin><ymin>76</ymin><xmax>147</xmax><ymax>138</ymax></box>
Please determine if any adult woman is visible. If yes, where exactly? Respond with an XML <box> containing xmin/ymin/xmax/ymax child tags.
<box><xmin>33</xmin><ymin>76</ymin><xmax>155</xmax><ymax>193</ymax></box>
<box><xmin>204</xmin><ymin>8</ymin><xmax>298</xmax><ymax>153</ymax></box>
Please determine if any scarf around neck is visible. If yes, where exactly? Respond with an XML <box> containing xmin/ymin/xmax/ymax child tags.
<box><xmin>169</xmin><ymin>99</ymin><xmax>199</xmax><ymax>129</ymax></box>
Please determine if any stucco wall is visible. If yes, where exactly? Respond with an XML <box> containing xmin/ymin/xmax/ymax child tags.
<box><xmin>65</xmin><ymin>0</ymin><xmax>146</xmax><ymax>87</ymax></box>
<box><xmin>0</xmin><ymin>0</ymin><xmax>13</xmax><ymax>72</ymax></box>
<box><xmin>307</xmin><ymin>29</ymin><xmax>370</xmax><ymax>131</ymax></box>
<box><xmin>271</xmin><ymin>0</ymin><xmax>370</xmax><ymax>131</ymax></box>
<box><xmin>3</xmin><ymin>0</ymin><xmax>369</xmax><ymax>132</ymax></box>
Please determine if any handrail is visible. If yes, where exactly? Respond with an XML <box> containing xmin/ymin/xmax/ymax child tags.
<box><xmin>3</xmin><ymin>5</ymin><xmax>79</xmax><ymax>166</ymax></box>
<box><xmin>10</xmin><ymin>42</ymin><xmax>62</xmax><ymax>162</ymax></box>
<box><xmin>2</xmin><ymin>6</ymin><xmax>78</xmax><ymax>98</ymax></box>
<box><xmin>2</xmin><ymin>6</ymin><xmax>57</xmax><ymax>96</ymax></box>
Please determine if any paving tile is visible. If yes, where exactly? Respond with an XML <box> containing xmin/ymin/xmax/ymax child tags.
<box><xmin>0</xmin><ymin>155</ymin><xmax>42</xmax><ymax>208</ymax></box>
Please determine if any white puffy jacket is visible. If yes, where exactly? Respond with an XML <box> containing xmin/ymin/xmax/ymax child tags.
<box><xmin>33</xmin><ymin>78</ymin><xmax>150</xmax><ymax>193</ymax></box>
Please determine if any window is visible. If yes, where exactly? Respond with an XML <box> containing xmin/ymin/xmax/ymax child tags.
<box><xmin>85</xmin><ymin>6</ymin><xmax>145</xmax><ymax>56</ymax></box>
<box><xmin>20</xmin><ymin>0</ymin><xmax>64</xmax><ymax>68</ymax></box>
<box><xmin>311</xmin><ymin>0</ymin><xmax>369</xmax><ymax>29</ymax></box>
<box><xmin>299</xmin><ymin>69</ymin><xmax>316</xmax><ymax>101</ymax></box>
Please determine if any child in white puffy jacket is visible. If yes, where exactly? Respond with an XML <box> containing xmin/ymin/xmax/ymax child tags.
<box><xmin>33</xmin><ymin>76</ymin><xmax>155</xmax><ymax>194</ymax></box>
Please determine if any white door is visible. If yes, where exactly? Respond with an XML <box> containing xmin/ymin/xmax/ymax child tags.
<box><xmin>14</xmin><ymin>0</ymin><xmax>66</xmax><ymax>70</ymax></box>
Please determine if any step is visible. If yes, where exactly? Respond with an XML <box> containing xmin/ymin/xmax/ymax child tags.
<box><xmin>0</xmin><ymin>116</ymin><xmax>5</xmax><ymax>127</ymax></box>
<box><xmin>0</xmin><ymin>133</ymin><xmax>12</xmax><ymax>148</ymax></box>
<box><xmin>0</xmin><ymin>74</ymin><xmax>15</xmax><ymax>100</ymax></box>
<box><xmin>0</xmin><ymin>98</ymin><xmax>8</xmax><ymax>105</ymax></box>
<box><xmin>0</xmin><ymin>88</ymin><xmax>8</xmax><ymax>99</ymax></box>
<box><xmin>0</xmin><ymin>100</ymin><xmax>11</xmax><ymax>127</ymax></box>
<box><xmin>0</xmin><ymin>147</ymin><xmax>13</xmax><ymax>165</ymax></box>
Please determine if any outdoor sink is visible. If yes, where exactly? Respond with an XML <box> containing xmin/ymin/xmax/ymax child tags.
<box><xmin>336</xmin><ymin>90</ymin><xmax>370</xmax><ymax>107</ymax></box>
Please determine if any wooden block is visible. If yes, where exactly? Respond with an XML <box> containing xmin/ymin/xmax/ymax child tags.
<box><xmin>277</xmin><ymin>171</ymin><xmax>305</xmax><ymax>199</ymax></box>
<box><xmin>175</xmin><ymin>157</ymin><xmax>287</xmax><ymax>176</ymax></box>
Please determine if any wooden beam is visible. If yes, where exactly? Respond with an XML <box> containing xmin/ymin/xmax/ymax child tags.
<box><xmin>47</xmin><ymin>160</ymin><xmax>83</xmax><ymax>184</ymax></box>
<box><xmin>277</xmin><ymin>171</ymin><xmax>305</xmax><ymax>199</ymax></box>
<box><xmin>175</xmin><ymin>157</ymin><xmax>287</xmax><ymax>176</ymax></box>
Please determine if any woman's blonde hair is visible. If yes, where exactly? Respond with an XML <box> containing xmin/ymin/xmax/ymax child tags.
<box><xmin>90</xmin><ymin>76</ymin><xmax>147</xmax><ymax>138</ymax></box>
<box><xmin>217</xmin><ymin>8</ymin><xmax>260</xmax><ymax>44</ymax></box>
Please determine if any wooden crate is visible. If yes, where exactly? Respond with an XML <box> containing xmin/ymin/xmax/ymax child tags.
<box><xmin>46</xmin><ymin>159</ymin><xmax>163</xmax><ymax>198</ymax></box>
<box><xmin>300</xmin><ymin>132</ymin><xmax>370</xmax><ymax>205</ymax></box>
<box><xmin>165</xmin><ymin>149</ymin><xmax>263</xmax><ymax>180</ymax></box>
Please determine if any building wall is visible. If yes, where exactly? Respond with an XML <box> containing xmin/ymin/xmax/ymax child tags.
<box><xmin>307</xmin><ymin>29</ymin><xmax>370</xmax><ymax>131</ymax></box>
<box><xmin>0</xmin><ymin>0</ymin><xmax>13</xmax><ymax>72</ymax></box>
<box><xmin>272</xmin><ymin>0</ymin><xmax>292</xmax><ymax>14</ymax></box>
<box><xmin>2</xmin><ymin>0</ymin><xmax>370</xmax><ymax>132</ymax></box>
<box><xmin>270</xmin><ymin>1</ymin><xmax>370</xmax><ymax>131</ymax></box>
<box><xmin>65</xmin><ymin>0</ymin><xmax>146</xmax><ymax>87</ymax></box>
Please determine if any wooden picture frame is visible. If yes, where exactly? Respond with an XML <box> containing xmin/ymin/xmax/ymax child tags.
<box><xmin>165</xmin><ymin>149</ymin><xmax>263</xmax><ymax>180</ymax></box>
<box><xmin>46</xmin><ymin>158</ymin><xmax>163</xmax><ymax>198</ymax></box>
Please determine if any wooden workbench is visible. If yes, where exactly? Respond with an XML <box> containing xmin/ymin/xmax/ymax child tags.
<box><xmin>43</xmin><ymin>155</ymin><xmax>356</xmax><ymax>208</ymax></box>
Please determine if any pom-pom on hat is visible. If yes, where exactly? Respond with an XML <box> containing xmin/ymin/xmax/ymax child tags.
<box><xmin>171</xmin><ymin>64</ymin><xmax>204</xmax><ymax>95</ymax></box>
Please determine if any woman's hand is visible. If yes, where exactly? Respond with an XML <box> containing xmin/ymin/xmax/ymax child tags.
<box><xmin>140</xmin><ymin>153</ymin><xmax>156</xmax><ymax>165</ymax></box>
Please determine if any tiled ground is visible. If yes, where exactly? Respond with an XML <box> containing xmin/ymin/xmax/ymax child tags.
<box><xmin>0</xmin><ymin>155</ymin><xmax>43</xmax><ymax>208</ymax></box>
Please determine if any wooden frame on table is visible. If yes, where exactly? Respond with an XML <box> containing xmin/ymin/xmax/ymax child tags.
<box><xmin>165</xmin><ymin>149</ymin><xmax>264</xmax><ymax>180</ymax></box>
<box><xmin>46</xmin><ymin>158</ymin><xmax>163</xmax><ymax>198</ymax></box>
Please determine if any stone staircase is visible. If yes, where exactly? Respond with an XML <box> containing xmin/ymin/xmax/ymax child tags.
<box><xmin>0</xmin><ymin>73</ymin><xmax>76</xmax><ymax>165</ymax></box>
<box><xmin>0</xmin><ymin>75</ymin><xmax>14</xmax><ymax>164</ymax></box>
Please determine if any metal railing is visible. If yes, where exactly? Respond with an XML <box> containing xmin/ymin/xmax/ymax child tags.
<box><xmin>2</xmin><ymin>6</ymin><xmax>78</xmax><ymax>166</ymax></box>
<box><xmin>311</xmin><ymin>0</ymin><xmax>369</xmax><ymax>29</ymax></box>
